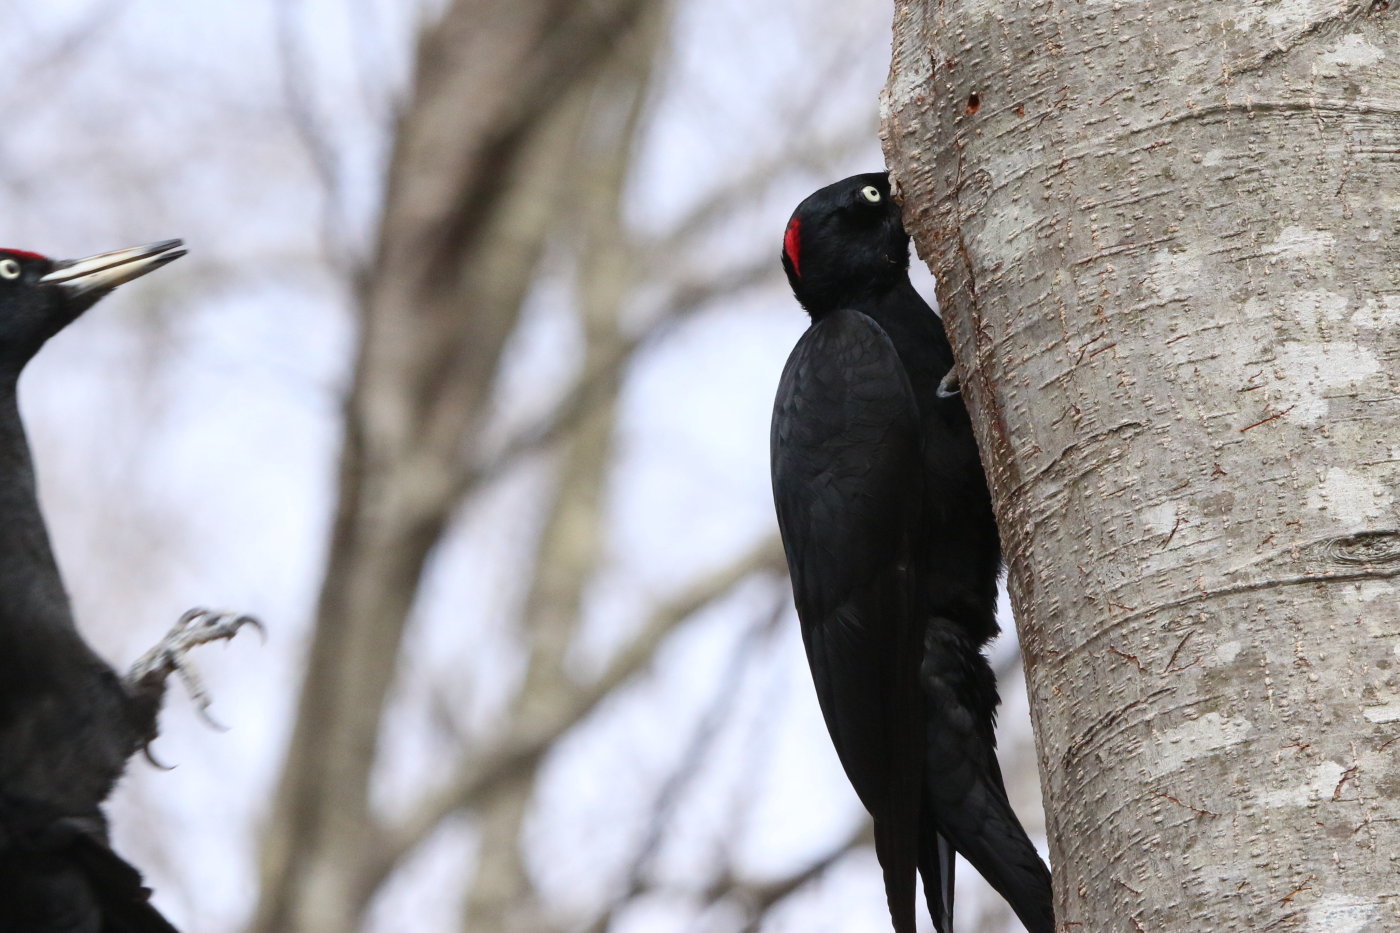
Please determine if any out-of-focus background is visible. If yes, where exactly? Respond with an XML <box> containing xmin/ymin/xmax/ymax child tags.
<box><xmin>3</xmin><ymin>1</ymin><xmax>1044</xmax><ymax>930</ymax></box>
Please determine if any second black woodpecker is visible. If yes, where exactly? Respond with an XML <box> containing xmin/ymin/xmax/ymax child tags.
<box><xmin>770</xmin><ymin>172</ymin><xmax>1053</xmax><ymax>933</ymax></box>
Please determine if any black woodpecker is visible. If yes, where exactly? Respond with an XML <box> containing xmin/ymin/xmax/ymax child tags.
<box><xmin>0</xmin><ymin>241</ymin><xmax>255</xmax><ymax>933</ymax></box>
<box><xmin>770</xmin><ymin>174</ymin><xmax>1053</xmax><ymax>933</ymax></box>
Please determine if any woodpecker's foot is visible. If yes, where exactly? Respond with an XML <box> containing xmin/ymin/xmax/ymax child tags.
<box><xmin>936</xmin><ymin>370</ymin><xmax>962</xmax><ymax>398</ymax></box>
<box><xmin>124</xmin><ymin>609</ymin><xmax>264</xmax><ymax>737</ymax></box>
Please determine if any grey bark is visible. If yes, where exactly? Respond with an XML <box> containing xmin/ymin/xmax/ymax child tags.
<box><xmin>883</xmin><ymin>1</ymin><xmax>1400</xmax><ymax>930</ymax></box>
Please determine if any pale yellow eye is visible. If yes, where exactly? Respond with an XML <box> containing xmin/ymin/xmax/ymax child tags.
<box><xmin>860</xmin><ymin>185</ymin><xmax>881</xmax><ymax>204</ymax></box>
<box><xmin>0</xmin><ymin>259</ymin><xmax>19</xmax><ymax>280</ymax></box>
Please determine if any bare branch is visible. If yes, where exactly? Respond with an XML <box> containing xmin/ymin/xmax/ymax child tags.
<box><xmin>580</xmin><ymin>593</ymin><xmax>787</xmax><ymax>933</ymax></box>
<box><xmin>643</xmin><ymin>125</ymin><xmax>872</xmax><ymax>261</ymax></box>
<box><xmin>576</xmin><ymin>820</ymin><xmax>870</xmax><ymax>933</ymax></box>
<box><xmin>724</xmin><ymin>821</ymin><xmax>873</xmax><ymax>933</ymax></box>
<box><xmin>457</xmin><ymin>19</ymin><xmax>665</xmax><ymax>922</ymax></box>
<box><xmin>7</xmin><ymin>0</ymin><xmax>135</xmax><ymax>90</ymax></box>
<box><xmin>273</xmin><ymin>0</ymin><xmax>362</xmax><ymax>283</ymax></box>
<box><xmin>452</xmin><ymin>251</ymin><xmax>777</xmax><ymax>504</ymax></box>
<box><xmin>626</xmin><ymin>599</ymin><xmax>785</xmax><ymax>883</ymax></box>
<box><xmin>363</xmin><ymin>534</ymin><xmax>787</xmax><ymax>891</ymax></box>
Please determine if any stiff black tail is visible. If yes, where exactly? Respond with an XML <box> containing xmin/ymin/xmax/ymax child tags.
<box><xmin>918</xmin><ymin>823</ymin><xmax>957</xmax><ymax>933</ymax></box>
<box><xmin>920</xmin><ymin>622</ymin><xmax>1053</xmax><ymax>933</ymax></box>
<box><xmin>933</xmin><ymin>770</ymin><xmax>1053</xmax><ymax>933</ymax></box>
<box><xmin>873</xmin><ymin>816</ymin><xmax>919</xmax><ymax>933</ymax></box>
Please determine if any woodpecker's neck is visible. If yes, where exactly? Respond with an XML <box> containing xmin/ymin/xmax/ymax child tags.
<box><xmin>0</xmin><ymin>377</ymin><xmax>77</xmax><ymax>641</ymax></box>
<box><xmin>798</xmin><ymin>269</ymin><xmax>908</xmax><ymax>322</ymax></box>
<box><xmin>0</xmin><ymin>378</ymin><xmax>40</xmax><ymax>520</ymax></box>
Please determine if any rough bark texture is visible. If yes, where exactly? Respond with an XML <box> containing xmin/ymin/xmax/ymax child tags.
<box><xmin>883</xmin><ymin>2</ymin><xmax>1399</xmax><ymax>930</ymax></box>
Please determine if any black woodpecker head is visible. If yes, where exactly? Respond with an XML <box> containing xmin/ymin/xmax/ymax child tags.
<box><xmin>0</xmin><ymin>240</ymin><xmax>184</xmax><ymax>375</ymax></box>
<box><xmin>780</xmin><ymin>172</ymin><xmax>910</xmax><ymax>318</ymax></box>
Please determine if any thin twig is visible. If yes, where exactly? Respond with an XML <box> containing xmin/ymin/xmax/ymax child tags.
<box><xmin>362</xmin><ymin>536</ymin><xmax>787</xmax><ymax>889</ymax></box>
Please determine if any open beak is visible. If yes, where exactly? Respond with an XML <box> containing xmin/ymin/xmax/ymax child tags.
<box><xmin>40</xmin><ymin>239</ymin><xmax>185</xmax><ymax>299</ymax></box>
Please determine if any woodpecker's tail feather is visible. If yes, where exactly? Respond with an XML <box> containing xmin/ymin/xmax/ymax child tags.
<box><xmin>919</xmin><ymin>622</ymin><xmax>1053</xmax><ymax>933</ymax></box>
<box><xmin>873</xmin><ymin>816</ymin><xmax>919</xmax><ymax>933</ymax></box>
<box><xmin>918</xmin><ymin>824</ymin><xmax>957</xmax><ymax>933</ymax></box>
<box><xmin>931</xmin><ymin>767</ymin><xmax>1053</xmax><ymax>933</ymax></box>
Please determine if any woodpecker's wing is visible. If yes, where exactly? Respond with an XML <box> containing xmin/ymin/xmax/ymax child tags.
<box><xmin>771</xmin><ymin>308</ymin><xmax>924</xmax><ymax>933</ymax></box>
<box><xmin>919</xmin><ymin>623</ymin><xmax>1054</xmax><ymax>933</ymax></box>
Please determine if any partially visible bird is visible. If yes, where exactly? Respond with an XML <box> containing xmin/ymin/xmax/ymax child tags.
<box><xmin>0</xmin><ymin>242</ymin><xmax>257</xmax><ymax>932</ymax></box>
<box><xmin>770</xmin><ymin>174</ymin><xmax>1053</xmax><ymax>933</ymax></box>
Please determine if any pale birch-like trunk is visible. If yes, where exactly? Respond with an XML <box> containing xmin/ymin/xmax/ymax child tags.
<box><xmin>883</xmin><ymin>1</ymin><xmax>1400</xmax><ymax>929</ymax></box>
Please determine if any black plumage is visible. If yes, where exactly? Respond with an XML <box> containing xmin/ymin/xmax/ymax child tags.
<box><xmin>770</xmin><ymin>174</ymin><xmax>1052</xmax><ymax>933</ymax></box>
<box><xmin>0</xmin><ymin>242</ymin><xmax>185</xmax><ymax>933</ymax></box>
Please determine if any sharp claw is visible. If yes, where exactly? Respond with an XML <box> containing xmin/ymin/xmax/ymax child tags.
<box><xmin>142</xmin><ymin>744</ymin><xmax>175</xmax><ymax>771</ymax></box>
<box><xmin>176</xmin><ymin>607</ymin><xmax>206</xmax><ymax>628</ymax></box>
<box><xmin>232</xmin><ymin>614</ymin><xmax>267</xmax><ymax>645</ymax></box>
<box><xmin>194</xmin><ymin>704</ymin><xmax>229</xmax><ymax>732</ymax></box>
<box><xmin>125</xmin><ymin>606</ymin><xmax>263</xmax><ymax>734</ymax></box>
<box><xmin>937</xmin><ymin>369</ymin><xmax>962</xmax><ymax>398</ymax></box>
<box><xmin>171</xmin><ymin>655</ymin><xmax>217</xmax><ymax>727</ymax></box>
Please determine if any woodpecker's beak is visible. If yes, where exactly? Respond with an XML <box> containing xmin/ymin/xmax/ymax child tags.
<box><xmin>40</xmin><ymin>239</ymin><xmax>185</xmax><ymax>299</ymax></box>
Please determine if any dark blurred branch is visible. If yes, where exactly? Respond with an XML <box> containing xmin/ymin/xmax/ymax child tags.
<box><xmin>401</xmin><ymin>0</ymin><xmax>656</xmax><ymax>293</ymax></box>
<box><xmin>635</xmin><ymin>20</ymin><xmax>879</xmax><ymax>265</ymax></box>
<box><xmin>645</xmin><ymin>127</ymin><xmax>871</xmax><ymax>262</ymax></box>
<box><xmin>576</xmin><ymin>630</ymin><xmax>1032</xmax><ymax>932</ymax></box>
<box><xmin>249</xmin><ymin>1</ymin><xmax>915</xmax><ymax>929</ymax></box>
<box><xmin>584</xmin><ymin>820</ymin><xmax>872</xmax><ymax>933</ymax></box>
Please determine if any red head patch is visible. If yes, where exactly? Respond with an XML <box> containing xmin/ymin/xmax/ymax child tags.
<box><xmin>783</xmin><ymin>218</ymin><xmax>802</xmax><ymax>278</ymax></box>
<box><xmin>0</xmin><ymin>249</ymin><xmax>47</xmax><ymax>261</ymax></box>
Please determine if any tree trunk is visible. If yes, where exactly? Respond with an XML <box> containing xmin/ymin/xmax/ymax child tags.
<box><xmin>883</xmin><ymin>2</ymin><xmax>1400</xmax><ymax>930</ymax></box>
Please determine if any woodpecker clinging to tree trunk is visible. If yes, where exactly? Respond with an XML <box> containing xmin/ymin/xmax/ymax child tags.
<box><xmin>770</xmin><ymin>173</ymin><xmax>1053</xmax><ymax>933</ymax></box>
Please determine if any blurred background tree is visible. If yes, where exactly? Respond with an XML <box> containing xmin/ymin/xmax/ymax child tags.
<box><xmin>1</xmin><ymin>1</ymin><xmax>1044</xmax><ymax>930</ymax></box>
